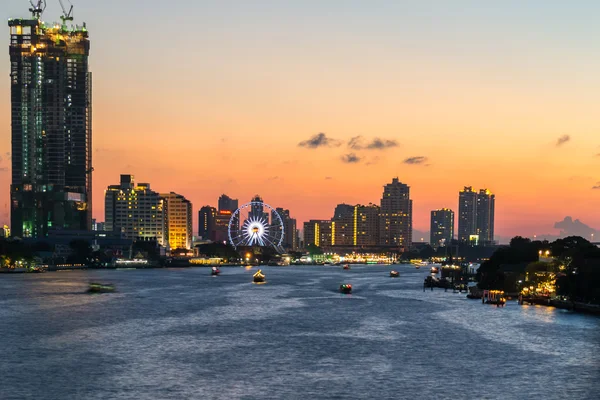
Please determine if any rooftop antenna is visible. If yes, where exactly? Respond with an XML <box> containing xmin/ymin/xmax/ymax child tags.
<box><xmin>58</xmin><ymin>0</ymin><xmax>74</xmax><ymax>26</ymax></box>
<box><xmin>29</xmin><ymin>0</ymin><xmax>47</xmax><ymax>19</ymax></box>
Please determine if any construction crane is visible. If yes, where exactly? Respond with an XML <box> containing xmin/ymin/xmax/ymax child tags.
<box><xmin>58</xmin><ymin>0</ymin><xmax>74</xmax><ymax>25</ymax></box>
<box><xmin>29</xmin><ymin>0</ymin><xmax>46</xmax><ymax>19</ymax></box>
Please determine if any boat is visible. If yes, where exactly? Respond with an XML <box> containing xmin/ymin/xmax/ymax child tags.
<box><xmin>390</xmin><ymin>270</ymin><xmax>400</xmax><ymax>278</ymax></box>
<box><xmin>253</xmin><ymin>269</ymin><xmax>266</xmax><ymax>283</ymax></box>
<box><xmin>483</xmin><ymin>290</ymin><xmax>506</xmax><ymax>307</ymax></box>
<box><xmin>343</xmin><ymin>264</ymin><xmax>350</xmax><ymax>270</ymax></box>
<box><xmin>430</xmin><ymin>266</ymin><xmax>439</xmax><ymax>274</ymax></box>
<box><xmin>339</xmin><ymin>284</ymin><xmax>352</xmax><ymax>294</ymax></box>
<box><xmin>29</xmin><ymin>267</ymin><xmax>46</xmax><ymax>273</ymax></box>
<box><xmin>87</xmin><ymin>283</ymin><xmax>115</xmax><ymax>293</ymax></box>
<box><xmin>211</xmin><ymin>267</ymin><xmax>221</xmax><ymax>276</ymax></box>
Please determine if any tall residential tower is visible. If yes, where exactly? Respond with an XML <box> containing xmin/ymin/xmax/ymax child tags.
<box><xmin>379</xmin><ymin>178</ymin><xmax>412</xmax><ymax>248</ymax></box>
<box><xmin>430</xmin><ymin>209</ymin><xmax>454</xmax><ymax>248</ymax></box>
<box><xmin>9</xmin><ymin>6</ymin><xmax>92</xmax><ymax>237</ymax></box>
<box><xmin>458</xmin><ymin>186</ymin><xmax>495</xmax><ymax>245</ymax></box>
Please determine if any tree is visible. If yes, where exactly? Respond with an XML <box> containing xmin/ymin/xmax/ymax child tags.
<box><xmin>306</xmin><ymin>244</ymin><xmax>323</xmax><ymax>256</ymax></box>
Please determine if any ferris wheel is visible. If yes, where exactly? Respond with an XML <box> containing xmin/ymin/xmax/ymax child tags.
<box><xmin>228</xmin><ymin>201</ymin><xmax>284</xmax><ymax>251</ymax></box>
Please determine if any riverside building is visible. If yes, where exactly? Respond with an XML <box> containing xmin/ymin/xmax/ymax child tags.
<box><xmin>104</xmin><ymin>175</ymin><xmax>167</xmax><ymax>247</ymax></box>
<box><xmin>430</xmin><ymin>208</ymin><xmax>454</xmax><ymax>248</ymax></box>
<box><xmin>379</xmin><ymin>178</ymin><xmax>413</xmax><ymax>248</ymax></box>
<box><xmin>9</xmin><ymin>6</ymin><xmax>92</xmax><ymax>237</ymax></box>
<box><xmin>161</xmin><ymin>192</ymin><xmax>193</xmax><ymax>250</ymax></box>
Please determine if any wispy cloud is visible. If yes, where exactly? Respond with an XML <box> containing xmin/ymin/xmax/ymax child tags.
<box><xmin>348</xmin><ymin>136</ymin><xmax>398</xmax><ymax>150</ymax></box>
<box><xmin>341</xmin><ymin>153</ymin><xmax>361</xmax><ymax>163</ymax></box>
<box><xmin>403</xmin><ymin>156</ymin><xmax>428</xmax><ymax>165</ymax></box>
<box><xmin>325</xmin><ymin>176</ymin><xmax>333</xmax><ymax>180</ymax></box>
<box><xmin>298</xmin><ymin>133</ymin><xmax>341</xmax><ymax>149</ymax></box>
<box><xmin>0</xmin><ymin>167</ymin><xmax>8</xmax><ymax>172</ymax></box>
<box><xmin>556</xmin><ymin>135</ymin><xmax>570</xmax><ymax>147</ymax></box>
<box><xmin>593</xmin><ymin>182</ymin><xmax>600</xmax><ymax>190</ymax></box>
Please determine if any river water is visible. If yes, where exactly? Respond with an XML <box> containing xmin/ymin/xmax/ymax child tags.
<box><xmin>0</xmin><ymin>265</ymin><xmax>598</xmax><ymax>399</ymax></box>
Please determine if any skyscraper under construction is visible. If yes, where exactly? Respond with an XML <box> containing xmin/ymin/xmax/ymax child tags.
<box><xmin>8</xmin><ymin>2</ymin><xmax>92</xmax><ymax>238</ymax></box>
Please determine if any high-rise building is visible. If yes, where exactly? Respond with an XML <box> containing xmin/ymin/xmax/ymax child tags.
<box><xmin>303</xmin><ymin>220</ymin><xmax>332</xmax><ymax>248</ymax></box>
<box><xmin>213</xmin><ymin>210</ymin><xmax>232</xmax><ymax>243</ymax></box>
<box><xmin>430</xmin><ymin>209</ymin><xmax>454</xmax><ymax>248</ymax></box>
<box><xmin>249</xmin><ymin>195</ymin><xmax>269</xmax><ymax>222</ymax></box>
<box><xmin>9</xmin><ymin>8</ymin><xmax>92</xmax><ymax>238</ymax></box>
<box><xmin>105</xmin><ymin>175</ymin><xmax>167</xmax><ymax>246</ymax></box>
<box><xmin>162</xmin><ymin>192</ymin><xmax>193</xmax><ymax>250</ymax></box>
<box><xmin>476</xmin><ymin>189</ymin><xmax>495</xmax><ymax>244</ymax></box>
<box><xmin>379</xmin><ymin>178</ymin><xmax>412</xmax><ymax>248</ymax></box>
<box><xmin>354</xmin><ymin>204</ymin><xmax>380</xmax><ymax>247</ymax></box>
<box><xmin>218</xmin><ymin>194</ymin><xmax>238</xmax><ymax>213</ymax></box>
<box><xmin>458</xmin><ymin>186</ymin><xmax>477</xmax><ymax>243</ymax></box>
<box><xmin>332</xmin><ymin>204</ymin><xmax>354</xmax><ymax>246</ymax></box>
<box><xmin>198</xmin><ymin>206</ymin><xmax>216</xmax><ymax>240</ymax></box>
<box><xmin>274</xmin><ymin>208</ymin><xmax>297</xmax><ymax>250</ymax></box>
<box><xmin>458</xmin><ymin>187</ymin><xmax>495</xmax><ymax>245</ymax></box>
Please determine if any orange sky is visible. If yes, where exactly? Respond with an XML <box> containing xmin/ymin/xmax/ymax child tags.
<box><xmin>1</xmin><ymin>0</ymin><xmax>599</xmax><ymax>241</ymax></box>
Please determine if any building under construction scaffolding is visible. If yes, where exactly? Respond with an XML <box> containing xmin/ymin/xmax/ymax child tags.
<box><xmin>8</xmin><ymin>2</ymin><xmax>92</xmax><ymax>238</ymax></box>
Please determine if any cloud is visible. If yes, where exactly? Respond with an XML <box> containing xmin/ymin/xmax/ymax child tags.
<box><xmin>403</xmin><ymin>156</ymin><xmax>428</xmax><ymax>165</ymax></box>
<box><xmin>593</xmin><ymin>182</ymin><xmax>600</xmax><ymax>190</ymax></box>
<box><xmin>366</xmin><ymin>138</ymin><xmax>399</xmax><ymax>150</ymax></box>
<box><xmin>325</xmin><ymin>176</ymin><xmax>333</xmax><ymax>180</ymax></box>
<box><xmin>595</xmin><ymin>153</ymin><xmax>600</xmax><ymax>157</ymax></box>
<box><xmin>341</xmin><ymin>153</ymin><xmax>361</xmax><ymax>163</ymax></box>
<box><xmin>348</xmin><ymin>136</ymin><xmax>398</xmax><ymax>150</ymax></box>
<box><xmin>298</xmin><ymin>133</ymin><xmax>341</xmax><ymax>149</ymax></box>
<box><xmin>556</xmin><ymin>135</ymin><xmax>570</xmax><ymax>147</ymax></box>
<box><xmin>267</xmin><ymin>176</ymin><xmax>280</xmax><ymax>181</ymax></box>
<box><xmin>0</xmin><ymin>167</ymin><xmax>8</xmax><ymax>172</ymax></box>
<box><xmin>554</xmin><ymin>216</ymin><xmax>596</xmax><ymax>236</ymax></box>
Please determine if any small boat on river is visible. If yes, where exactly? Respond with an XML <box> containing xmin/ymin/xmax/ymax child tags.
<box><xmin>390</xmin><ymin>270</ymin><xmax>400</xmax><ymax>278</ymax></box>
<box><xmin>343</xmin><ymin>264</ymin><xmax>350</xmax><ymax>270</ymax></box>
<box><xmin>87</xmin><ymin>283</ymin><xmax>115</xmax><ymax>293</ymax></box>
<box><xmin>211</xmin><ymin>267</ymin><xmax>221</xmax><ymax>276</ymax></box>
<box><xmin>253</xmin><ymin>269</ymin><xmax>266</xmax><ymax>283</ymax></box>
<box><xmin>339</xmin><ymin>284</ymin><xmax>352</xmax><ymax>294</ymax></box>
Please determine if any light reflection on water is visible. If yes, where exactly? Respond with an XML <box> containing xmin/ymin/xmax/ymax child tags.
<box><xmin>1</xmin><ymin>265</ymin><xmax>599</xmax><ymax>400</ymax></box>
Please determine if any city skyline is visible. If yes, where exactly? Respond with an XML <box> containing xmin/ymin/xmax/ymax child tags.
<box><xmin>2</xmin><ymin>0</ymin><xmax>600</xmax><ymax>240</ymax></box>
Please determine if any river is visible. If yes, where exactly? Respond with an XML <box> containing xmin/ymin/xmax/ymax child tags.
<box><xmin>1</xmin><ymin>265</ymin><xmax>598</xmax><ymax>399</ymax></box>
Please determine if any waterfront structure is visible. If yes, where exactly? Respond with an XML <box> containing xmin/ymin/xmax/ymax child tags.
<box><xmin>430</xmin><ymin>209</ymin><xmax>454</xmax><ymax>248</ymax></box>
<box><xmin>379</xmin><ymin>178</ymin><xmax>413</xmax><ymax>248</ymax></box>
<box><xmin>458</xmin><ymin>186</ymin><xmax>478</xmax><ymax>243</ymax></box>
<box><xmin>9</xmin><ymin>8</ymin><xmax>92</xmax><ymax>238</ymax></box>
<box><xmin>198</xmin><ymin>206</ymin><xmax>216</xmax><ymax>240</ymax></box>
<box><xmin>458</xmin><ymin>187</ymin><xmax>495</xmax><ymax>245</ymax></box>
<box><xmin>476</xmin><ymin>189</ymin><xmax>495</xmax><ymax>244</ymax></box>
<box><xmin>332</xmin><ymin>204</ymin><xmax>355</xmax><ymax>246</ymax></box>
<box><xmin>104</xmin><ymin>175</ymin><xmax>167</xmax><ymax>246</ymax></box>
<box><xmin>354</xmin><ymin>204</ymin><xmax>380</xmax><ymax>247</ymax></box>
<box><xmin>161</xmin><ymin>192</ymin><xmax>193</xmax><ymax>250</ymax></box>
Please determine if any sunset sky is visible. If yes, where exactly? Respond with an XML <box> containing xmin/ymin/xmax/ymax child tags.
<box><xmin>1</xmin><ymin>0</ymin><xmax>599</xmax><ymax>241</ymax></box>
